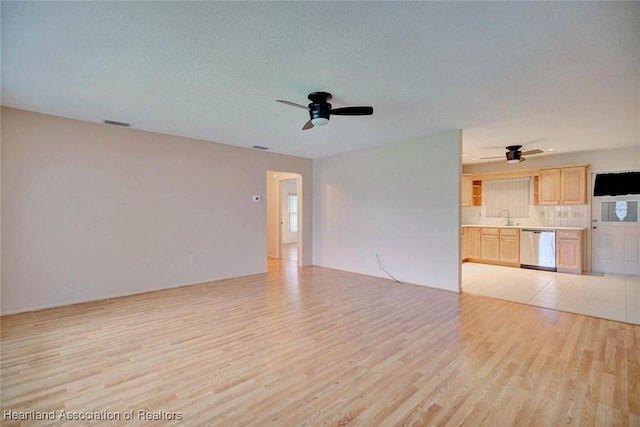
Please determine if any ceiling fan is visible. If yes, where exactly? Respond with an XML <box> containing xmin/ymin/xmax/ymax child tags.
<box><xmin>481</xmin><ymin>145</ymin><xmax>544</xmax><ymax>164</ymax></box>
<box><xmin>276</xmin><ymin>92</ymin><xmax>373</xmax><ymax>130</ymax></box>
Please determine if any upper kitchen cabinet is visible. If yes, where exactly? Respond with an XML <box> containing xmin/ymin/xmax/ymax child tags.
<box><xmin>537</xmin><ymin>166</ymin><xmax>587</xmax><ymax>205</ymax></box>
<box><xmin>560</xmin><ymin>166</ymin><xmax>587</xmax><ymax>204</ymax></box>
<box><xmin>462</xmin><ymin>174</ymin><xmax>472</xmax><ymax>207</ymax></box>
<box><xmin>461</xmin><ymin>174</ymin><xmax>482</xmax><ymax>207</ymax></box>
<box><xmin>538</xmin><ymin>168</ymin><xmax>561</xmax><ymax>205</ymax></box>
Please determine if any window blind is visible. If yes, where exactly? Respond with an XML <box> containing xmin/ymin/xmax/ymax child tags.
<box><xmin>288</xmin><ymin>193</ymin><xmax>298</xmax><ymax>232</ymax></box>
<box><xmin>484</xmin><ymin>178</ymin><xmax>530</xmax><ymax>218</ymax></box>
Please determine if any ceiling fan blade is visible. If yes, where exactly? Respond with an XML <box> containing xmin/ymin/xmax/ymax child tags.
<box><xmin>521</xmin><ymin>149</ymin><xmax>543</xmax><ymax>156</ymax></box>
<box><xmin>519</xmin><ymin>157</ymin><xmax>527</xmax><ymax>163</ymax></box>
<box><xmin>480</xmin><ymin>155</ymin><xmax>505</xmax><ymax>160</ymax></box>
<box><xmin>330</xmin><ymin>106</ymin><xmax>374</xmax><ymax>116</ymax></box>
<box><xmin>277</xmin><ymin>100</ymin><xmax>309</xmax><ymax>110</ymax></box>
<box><xmin>302</xmin><ymin>120</ymin><xmax>314</xmax><ymax>130</ymax></box>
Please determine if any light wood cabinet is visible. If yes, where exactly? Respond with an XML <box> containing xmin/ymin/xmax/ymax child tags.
<box><xmin>499</xmin><ymin>228</ymin><xmax>520</xmax><ymax>265</ymax></box>
<box><xmin>480</xmin><ymin>228</ymin><xmax>500</xmax><ymax>262</ymax></box>
<box><xmin>556</xmin><ymin>230</ymin><xmax>583</xmax><ymax>274</ymax></box>
<box><xmin>466</xmin><ymin>227</ymin><xmax>482</xmax><ymax>260</ymax></box>
<box><xmin>462</xmin><ymin>174</ymin><xmax>472</xmax><ymax>207</ymax></box>
<box><xmin>538</xmin><ymin>168</ymin><xmax>562</xmax><ymax>205</ymax></box>
<box><xmin>538</xmin><ymin>166</ymin><xmax>586</xmax><ymax>205</ymax></box>
<box><xmin>463</xmin><ymin>226</ymin><xmax>520</xmax><ymax>267</ymax></box>
<box><xmin>472</xmin><ymin>180</ymin><xmax>482</xmax><ymax>207</ymax></box>
<box><xmin>461</xmin><ymin>228</ymin><xmax>468</xmax><ymax>261</ymax></box>
<box><xmin>560</xmin><ymin>167</ymin><xmax>586</xmax><ymax>204</ymax></box>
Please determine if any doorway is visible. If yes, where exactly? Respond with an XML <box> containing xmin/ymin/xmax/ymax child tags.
<box><xmin>590</xmin><ymin>171</ymin><xmax>640</xmax><ymax>275</ymax></box>
<box><xmin>266</xmin><ymin>171</ymin><xmax>302</xmax><ymax>266</ymax></box>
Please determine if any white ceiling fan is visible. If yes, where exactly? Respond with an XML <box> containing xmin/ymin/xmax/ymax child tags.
<box><xmin>481</xmin><ymin>145</ymin><xmax>544</xmax><ymax>164</ymax></box>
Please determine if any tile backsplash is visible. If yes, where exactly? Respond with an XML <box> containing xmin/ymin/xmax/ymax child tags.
<box><xmin>536</xmin><ymin>205</ymin><xmax>588</xmax><ymax>227</ymax></box>
<box><xmin>462</xmin><ymin>205</ymin><xmax>589</xmax><ymax>228</ymax></box>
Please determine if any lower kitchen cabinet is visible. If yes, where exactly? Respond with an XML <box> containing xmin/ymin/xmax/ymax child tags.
<box><xmin>466</xmin><ymin>227</ymin><xmax>482</xmax><ymax>260</ymax></box>
<box><xmin>463</xmin><ymin>226</ymin><xmax>583</xmax><ymax>274</ymax></box>
<box><xmin>480</xmin><ymin>228</ymin><xmax>500</xmax><ymax>262</ymax></box>
<box><xmin>461</xmin><ymin>228</ymin><xmax>467</xmax><ymax>261</ymax></box>
<box><xmin>499</xmin><ymin>228</ymin><xmax>520</xmax><ymax>266</ymax></box>
<box><xmin>462</xmin><ymin>227</ymin><xmax>520</xmax><ymax>267</ymax></box>
<box><xmin>556</xmin><ymin>230</ymin><xmax>583</xmax><ymax>274</ymax></box>
<box><xmin>463</xmin><ymin>226</ymin><xmax>520</xmax><ymax>267</ymax></box>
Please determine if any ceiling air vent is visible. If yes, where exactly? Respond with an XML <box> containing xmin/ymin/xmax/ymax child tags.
<box><xmin>252</xmin><ymin>145</ymin><xmax>269</xmax><ymax>150</ymax></box>
<box><xmin>103</xmin><ymin>120</ymin><xmax>131</xmax><ymax>127</ymax></box>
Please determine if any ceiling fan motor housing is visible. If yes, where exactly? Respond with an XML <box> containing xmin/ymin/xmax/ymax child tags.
<box><xmin>505</xmin><ymin>145</ymin><xmax>522</xmax><ymax>162</ymax></box>
<box><xmin>309</xmin><ymin>103</ymin><xmax>331</xmax><ymax>121</ymax></box>
<box><xmin>308</xmin><ymin>92</ymin><xmax>332</xmax><ymax>121</ymax></box>
<box><xmin>506</xmin><ymin>150</ymin><xmax>521</xmax><ymax>162</ymax></box>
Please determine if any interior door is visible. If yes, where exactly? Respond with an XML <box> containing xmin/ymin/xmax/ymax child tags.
<box><xmin>591</xmin><ymin>173</ymin><xmax>640</xmax><ymax>275</ymax></box>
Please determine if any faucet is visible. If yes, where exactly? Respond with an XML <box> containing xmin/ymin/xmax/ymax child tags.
<box><xmin>499</xmin><ymin>209</ymin><xmax>513</xmax><ymax>226</ymax></box>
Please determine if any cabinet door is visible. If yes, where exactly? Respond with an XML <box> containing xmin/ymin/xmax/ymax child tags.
<box><xmin>557</xmin><ymin>239</ymin><xmax>581</xmax><ymax>274</ymax></box>
<box><xmin>556</xmin><ymin>230</ymin><xmax>582</xmax><ymax>274</ymax></box>
<box><xmin>538</xmin><ymin>168</ymin><xmax>561</xmax><ymax>205</ymax></box>
<box><xmin>561</xmin><ymin>167</ymin><xmax>586</xmax><ymax>204</ymax></box>
<box><xmin>481</xmin><ymin>234</ymin><xmax>500</xmax><ymax>261</ymax></box>
<box><xmin>499</xmin><ymin>235</ymin><xmax>520</xmax><ymax>264</ymax></box>
<box><xmin>462</xmin><ymin>175</ymin><xmax>472</xmax><ymax>207</ymax></box>
<box><xmin>461</xmin><ymin>229</ymin><xmax>468</xmax><ymax>261</ymax></box>
<box><xmin>467</xmin><ymin>228</ymin><xmax>482</xmax><ymax>259</ymax></box>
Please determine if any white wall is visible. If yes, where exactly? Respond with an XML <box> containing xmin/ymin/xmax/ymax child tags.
<box><xmin>313</xmin><ymin>130</ymin><xmax>462</xmax><ymax>292</ymax></box>
<box><xmin>1</xmin><ymin>108</ymin><xmax>312</xmax><ymax>314</ymax></box>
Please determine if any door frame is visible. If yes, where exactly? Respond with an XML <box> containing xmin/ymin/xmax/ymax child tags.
<box><xmin>267</xmin><ymin>171</ymin><xmax>302</xmax><ymax>265</ymax></box>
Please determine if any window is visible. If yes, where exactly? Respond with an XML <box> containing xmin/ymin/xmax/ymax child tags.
<box><xmin>288</xmin><ymin>193</ymin><xmax>298</xmax><ymax>232</ymax></box>
<box><xmin>484</xmin><ymin>178</ymin><xmax>530</xmax><ymax>218</ymax></box>
<box><xmin>601</xmin><ymin>200</ymin><xmax>638</xmax><ymax>222</ymax></box>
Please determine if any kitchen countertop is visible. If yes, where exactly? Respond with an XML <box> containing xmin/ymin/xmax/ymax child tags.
<box><xmin>462</xmin><ymin>225</ymin><xmax>586</xmax><ymax>231</ymax></box>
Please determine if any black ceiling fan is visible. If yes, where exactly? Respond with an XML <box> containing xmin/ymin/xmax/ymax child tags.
<box><xmin>481</xmin><ymin>145</ymin><xmax>544</xmax><ymax>164</ymax></box>
<box><xmin>277</xmin><ymin>92</ymin><xmax>373</xmax><ymax>130</ymax></box>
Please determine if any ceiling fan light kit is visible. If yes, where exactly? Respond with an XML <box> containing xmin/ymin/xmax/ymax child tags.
<box><xmin>277</xmin><ymin>91</ymin><xmax>373</xmax><ymax>130</ymax></box>
<box><xmin>311</xmin><ymin>117</ymin><xmax>329</xmax><ymax>126</ymax></box>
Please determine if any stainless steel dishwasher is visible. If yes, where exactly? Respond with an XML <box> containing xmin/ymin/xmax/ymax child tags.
<box><xmin>520</xmin><ymin>229</ymin><xmax>556</xmax><ymax>271</ymax></box>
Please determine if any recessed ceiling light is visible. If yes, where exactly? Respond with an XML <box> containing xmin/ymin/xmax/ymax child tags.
<box><xmin>471</xmin><ymin>158</ymin><xmax>477</xmax><ymax>161</ymax></box>
<box><xmin>461</xmin><ymin>153</ymin><xmax>467</xmax><ymax>157</ymax></box>
<box><xmin>546</xmin><ymin>148</ymin><xmax>555</xmax><ymax>152</ymax></box>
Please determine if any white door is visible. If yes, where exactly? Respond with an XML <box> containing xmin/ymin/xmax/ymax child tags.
<box><xmin>591</xmin><ymin>173</ymin><xmax>640</xmax><ymax>275</ymax></box>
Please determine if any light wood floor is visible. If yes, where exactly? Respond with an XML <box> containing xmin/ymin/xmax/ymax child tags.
<box><xmin>282</xmin><ymin>242</ymin><xmax>298</xmax><ymax>262</ymax></box>
<box><xmin>2</xmin><ymin>259</ymin><xmax>639</xmax><ymax>426</ymax></box>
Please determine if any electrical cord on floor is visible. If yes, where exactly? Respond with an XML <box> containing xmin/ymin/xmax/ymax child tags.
<box><xmin>376</xmin><ymin>253</ymin><xmax>403</xmax><ymax>284</ymax></box>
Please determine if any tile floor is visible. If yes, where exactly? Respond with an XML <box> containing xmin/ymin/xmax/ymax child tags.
<box><xmin>462</xmin><ymin>262</ymin><xmax>640</xmax><ymax>325</ymax></box>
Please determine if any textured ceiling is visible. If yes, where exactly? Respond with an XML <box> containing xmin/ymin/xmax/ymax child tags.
<box><xmin>2</xmin><ymin>2</ymin><xmax>639</xmax><ymax>162</ymax></box>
